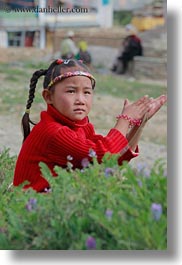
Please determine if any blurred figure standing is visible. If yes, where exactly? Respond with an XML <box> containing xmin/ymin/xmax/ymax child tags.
<box><xmin>75</xmin><ymin>41</ymin><xmax>92</xmax><ymax>67</ymax></box>
<box><xmin>60</xmin><ymin>30</ymin><xmax>78</xmax><ymax>59</ymax></box>
<box><xmin>112</xmin><ymin>24</ymin><xmax>143</xmax><ymax>74</ymax></box>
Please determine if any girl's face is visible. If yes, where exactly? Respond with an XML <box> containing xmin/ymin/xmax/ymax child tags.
<box><xmin>43</xmin><ymin>75</ymin><xmax>94</xmax><ymax>121</ymax></box>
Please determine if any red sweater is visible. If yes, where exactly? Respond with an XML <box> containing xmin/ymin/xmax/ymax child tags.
<box><xmin>13</xmin><ymin>104</ymin><xmax>139</xmax><ymax>192</ymax></box>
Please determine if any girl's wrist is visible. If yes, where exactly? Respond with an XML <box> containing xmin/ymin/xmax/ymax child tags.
<box><xmin>114</xmin><ymin>117</ymin><xmax>130</xmax><ymax>136</ymax></box>
<box><xmin>116</xmin><ymin>114</ymin><xmax>142</xmax><ymax>128</ymax></box>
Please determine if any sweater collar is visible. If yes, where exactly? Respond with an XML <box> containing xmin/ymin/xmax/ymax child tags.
<box><xmin>44</xmin><ymin>104</ymin><xmax>89</xmax><ymax>128</ymax></box>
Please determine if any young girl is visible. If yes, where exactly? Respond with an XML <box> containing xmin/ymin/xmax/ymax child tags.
<box><xmin>13</xmin><ymin>59</ymin><xmax>167</xmax><ymax>192</ymax></box>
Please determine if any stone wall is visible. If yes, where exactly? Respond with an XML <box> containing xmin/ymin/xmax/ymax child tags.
<box><xmin>133</xmin><ymin>56</ymin><xmax>167</xmax><ymax>80</ymax></box>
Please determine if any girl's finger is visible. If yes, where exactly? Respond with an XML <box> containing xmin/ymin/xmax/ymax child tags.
<box><xmin>135</xmin><ymin>95</ymin><xmax>149</xmax><ymax>106</ymax></box>
<box><xmin>124</xmin><ymin>98</ymin><xmax>129</xmax><ymax>106</ymax></box>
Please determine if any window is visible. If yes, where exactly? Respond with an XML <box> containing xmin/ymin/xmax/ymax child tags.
<box><xmin>8</xmin><ymin>32</ymin><xmax>22</xmax><ymax>47</ymax></box>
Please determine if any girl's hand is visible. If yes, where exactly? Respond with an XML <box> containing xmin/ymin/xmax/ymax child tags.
<box><xmin>147</xmin><ymin>95</ymin><xmax>167</xmax><ymax>120</ymax></box>
<box><xmin>121</xmin><ymin>95</ymin><xmax>152</xmax><ymax>120</ymax></box>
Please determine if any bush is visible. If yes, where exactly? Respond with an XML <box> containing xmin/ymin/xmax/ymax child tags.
<box><xmin>0</xmin><ymin>149</ymin><xmax>167</xmax><ymax>250</ymax></box>
<box><xmin>113</xmin><ymin>11</ymin><xmax>133</xmax><ymax>26</ymax></box>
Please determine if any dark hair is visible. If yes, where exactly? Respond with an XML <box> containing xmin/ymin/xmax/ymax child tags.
<box><xmin>21</xmin><ymin>59</ymin><xmax>93</xmax><ymax>142</ymax></box>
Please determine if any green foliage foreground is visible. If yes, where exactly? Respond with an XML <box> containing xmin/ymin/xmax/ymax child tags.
<box><xmin>0</xmin><ymin>149</ymin><xmax>167</xmax><ymax>250</ymax></box>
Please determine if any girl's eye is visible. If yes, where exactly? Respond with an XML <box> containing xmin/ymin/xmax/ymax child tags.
<box><xmin>84</xmin><ymin>91</ymin><xmax>91</xmax><ymax>95</ymax></box>
<box><xmin>67</xmin><ymin>90</ymin><xmax>75</xmax><ymax>94</ymax></box>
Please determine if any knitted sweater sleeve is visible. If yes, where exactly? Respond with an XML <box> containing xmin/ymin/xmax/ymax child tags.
<box><xmin>48</xmin><ymin>124</ymin><xmax>138</xmax><ymax>167</ymax></box>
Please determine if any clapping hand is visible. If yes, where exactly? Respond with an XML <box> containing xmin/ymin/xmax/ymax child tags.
<box><xmin>146</xmin><ymin>95</ymin><xmax>167</xmax><ymax>121</ymax></box>
<box><xmin>119</xmin><ymin>94</ymin><xmax>167</xmax><ymax>129</ymax></box>
<box><xmin>122</xmin><ymin>95</ymin><xmax>152</xmax><ymax>121</ymax></box>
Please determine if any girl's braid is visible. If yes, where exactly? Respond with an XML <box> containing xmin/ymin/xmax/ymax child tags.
<box><xmin>26</xmin><ymin>69</ymin><xmax>47</xmax><ymax>110</ymax></box>
<box><xmin>22</xmin><ymin>69</ymin><xmax>47</xmax><ymax>142</ymax></box>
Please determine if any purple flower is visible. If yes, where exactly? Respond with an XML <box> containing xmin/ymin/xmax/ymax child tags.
<box><xmin>136</xmin><ymin>162</ymin><xmax>146</xmax><ymax>172</ymax></box>
<box><xmin>0</xmin><ymin>227</ymin><xmax>6</xmax><ymax>233</ymax></box>
<box><xmin>88</xmin><ymin>149</ymin><xmax>97</xmax><ymax>158</ymax></box>
<box><xmin>85</xmin><ymin>236</ymin><xmax>96</xmax><ymax>250</ymax></box>
<box><xmin>105</xmin><ymin>209</ymin><xmax>113</xmax><ymax>220</ymax></box>
<box><xmin>143</xmin><ymin>168</ymin><xmax>151</xmax><ymax>177</ymax></box>
<box><xmin>104</xmin><ymin>167</ymin><xmax>114</xmax><ymax>177</ymax></box>
<box><xmin>26</xmin><ymin>203</ymin><xmax>33</xmax><ymax>211</ymax></box>
<box><xmin>151</xmin><ymin>203</ymin><xmax>162</xmax><ymax>221</ymax></box>
<box><xmin>81</xmin><ymin>158</ymin><xmax>90</xmax><ymax>168</ymax></box>
<box><xmin>25</xmin><ymin>198</ymin><xmax>37</xmax><ymax>211</ymax></box>
<box><xmin>29</xmin><ymin>198</ymin><xmax>37</xmax><ymax>205</ymax></box>
<box><xmin>137</xmin><ymin>179</ymin><xmax>143</xmax><ymax>187</ymax></box>
<box><xmin>136</xmin><ymin>162</ymin><xmax>150</xmax><ymax>177</ymax></box>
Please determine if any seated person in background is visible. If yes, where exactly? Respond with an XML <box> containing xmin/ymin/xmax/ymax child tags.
<box><xmin>60</xmin><ymin>30</ymin><xmax>78</xmax><ymax>59</ymax></box>
<box><xmin>75</xmin><ymin>41</ymin><xmax>92</xmax><ymax>67</ymax></box>
<box><xmin>112</xmin><ymin>24</ymin><xmax>143</xmax><ymax>74</ymax></box>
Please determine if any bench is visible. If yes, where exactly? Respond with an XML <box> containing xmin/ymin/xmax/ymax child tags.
<box><xmin>132</xmin><ymin>56</ymin><xmax>167</xmax><ymax>80</ymax></box>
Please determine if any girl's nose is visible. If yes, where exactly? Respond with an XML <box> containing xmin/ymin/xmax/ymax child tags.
<box><xmin>75</xmin><ymin>93</ymin><xmax>85</xmax><ymax>104</ymax></box>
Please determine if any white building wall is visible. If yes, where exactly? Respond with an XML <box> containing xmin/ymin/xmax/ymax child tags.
<box><xmin>97</xmin><ymin>0</ymin><xmax>113</xmax><ymax>28</ymax></box>
<box><xmin>0</xmin><ymin>31</ymin><xmax>8</xmax><ymax>47</ymax></box>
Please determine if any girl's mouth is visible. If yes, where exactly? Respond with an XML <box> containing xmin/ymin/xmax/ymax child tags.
<box><xmin>74</xmin><ymin>109</ymin><xmax>85</xmax><ymax>113</ymax></box>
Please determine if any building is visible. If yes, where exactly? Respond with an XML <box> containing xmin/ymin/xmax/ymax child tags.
<box><xmin>0</xmin><ymin>0</ymin><xmax>112</xmax><ymax>48</ymax></box>
<box><xmin>0</xmin><ymin>0</ymin><xmax>165</xmax><ymax>48</ymax></box>
<box><xmin>131</xmin><ymin>0</ymin><xmax>166</xmax><ymax>31</ymax></box>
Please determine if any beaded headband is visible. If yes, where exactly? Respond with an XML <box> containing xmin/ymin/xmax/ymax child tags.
<box><xmin>48</xmin><ymin>70</ymin><xmax>96</xmax><ymax>89</ymax></box>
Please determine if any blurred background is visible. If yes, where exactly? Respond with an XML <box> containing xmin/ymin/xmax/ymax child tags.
<box><xmin>0</xmin><ymin>0</ymin><xmax>167</xmax><ymax>169</ymax></box>
<box><xmin>0</xmin><ymin>0</ymin><xmax>167</xmax><ymax>79</ymax></box>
